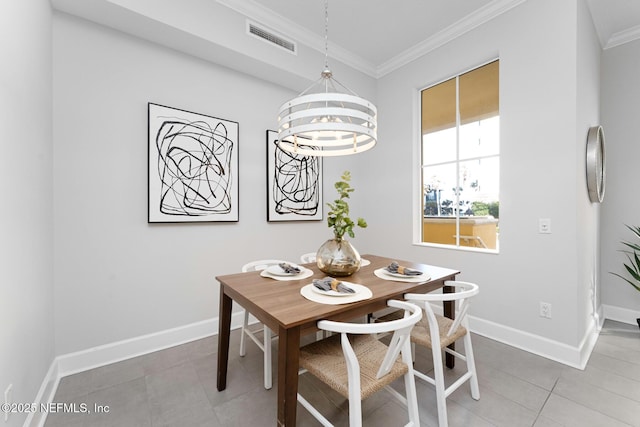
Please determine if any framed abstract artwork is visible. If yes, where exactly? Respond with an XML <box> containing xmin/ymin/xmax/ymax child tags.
<box><xmin>266</xmin><ymin>130</ymin><xmax>322</xmax><ymax>221</ymax></box>
<box><xmin>148</xmin><ymin>103</ymin><xmax>239</xmax><ymax>223</ymax></box>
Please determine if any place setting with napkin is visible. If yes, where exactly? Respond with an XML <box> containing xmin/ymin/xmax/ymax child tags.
<box><xmin>300</xmin><ymin>277</ymin><xmax>372</xmax><ymax>305</ymax></box>
<box><xmin>374</xmin><ymin>261</ymin><xmax>431</xmax><ymax>282</ymax></box>
<box><xmin>260</xmin><ymin>262</ymin><xmax>314</xmax><ymax>281</ymax></box>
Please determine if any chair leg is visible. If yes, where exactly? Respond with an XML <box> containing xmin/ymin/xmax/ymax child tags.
<box><xmin>347</xmin><ymin>395</ymin><xmax>363</xmax><ymax>427</ymax></box>
<box><xmin>346</xmin><ymin>358</ymin><xmax>363</xmax><ymax>427</ymax></box>
<box><xmin>239</xmin><ymin>310</ymin><xmax>249</xmax><ymax>356</ymax></box>
<box><xmin>431</xmin><ymin>347</ymin><xmax>448</xmax><ymax>427</ymax></box>
<box><xmin>463</xmin><ymin>332</ymin><xmax>480</xmax><ymax>400</ymax></box>
<box><xmin>263</xmin><ymin>325</ymin><xmax>272</xmax><ymax>389</ymax></box>
<box><xmin>403</xmin><ymin>360</ymin><xmax>420</xmax><ymax>426</ymax></box>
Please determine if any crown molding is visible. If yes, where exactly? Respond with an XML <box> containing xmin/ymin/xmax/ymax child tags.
<box><xmin>216</xmin><ymin>0</ymin><xmax>378</xmax><ymax>77</ymax></box>
<box><xmin>604</xmin><ymin>23</ymin><xmax>640</xmax><ymax>50</ymax></box>
<box><xmin>217</xmin><ymin>0</ymin><xmax>525</xmax><ymax>79</ymax></box>
<box><xmin>376</xmin><ymin>0</ymin><xmax>526</xmax><ymax>77</ymax></box>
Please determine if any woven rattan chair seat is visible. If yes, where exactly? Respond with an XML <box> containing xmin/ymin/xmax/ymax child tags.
<box><xmin>299</xmin><ymin>333</ymin><xmax>408</xmax><ymax>400</ymax></box>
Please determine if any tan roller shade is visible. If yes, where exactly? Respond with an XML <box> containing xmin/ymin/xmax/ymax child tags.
<box><xmin>422</xmin><ymin>60</ymin><xmax>499</xmax><ymax>135</ymax></box>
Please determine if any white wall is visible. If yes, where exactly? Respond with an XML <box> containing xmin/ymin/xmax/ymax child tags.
<box><xmin>601</xmin><ymin>38</ymin><xmax>640</xmax><ymax>320</ymax></box>
<box><xmin>52</xmin><ymin>12</ymin><xmax>354</xmax><ymax>355</ymax></box>
<box><xmin>362</xmin><ymin>0</ymin><xmax>599</xmax><ymax>354</ymax></box>
<box><xmin>52</xmin><ymin>0</ymin><xmax>377</xmax><ymax>101</ymax></box>
<box><xmin>0</xmin><ymin>1</ymin><xmax>55</xmax><ymax>426</ymax></box>
<box><xmin>48</xmin><ymin>0</ymin><xmax>615</xmax><ymax>371</ymax></box>
<box><xmin>575</xmin><ymin>0</ymin><xmax>603</xmax><ymax>338</ymax></box>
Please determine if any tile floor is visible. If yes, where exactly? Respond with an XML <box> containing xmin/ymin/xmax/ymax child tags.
<box><xmin>44</xmin><ymin>320</ymin><xmax>640</xmax><ymax>426</ymax></box>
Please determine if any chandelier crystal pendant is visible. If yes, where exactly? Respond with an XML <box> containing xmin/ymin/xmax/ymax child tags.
<box><xmin>277</xmin><ymin>0</ymin><xmax>377</xmax><ymax>157</ymax></box>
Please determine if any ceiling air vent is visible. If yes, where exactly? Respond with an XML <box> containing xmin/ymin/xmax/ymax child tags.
<box><xmin>247</xmin><ymin>21</ymin><xmax>296</xmax><ymax>54</ymax></box>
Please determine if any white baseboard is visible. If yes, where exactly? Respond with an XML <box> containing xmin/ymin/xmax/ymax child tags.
<box><xmin>468</xmin><ymin>314</ymin><xmax>599</xmax><ymax>370</ymax></box>
<box><xmin>429</xmin><ymin>303</ymin><xmax>599</xmax><ymax>370</ymax></box>
<box><xmin>23</xmin><ymin>361</ymin><xmax>59</xmax><ymax>427</ymax></box>
<box><xmin>25</xmin><ymin>311</ymin><xmax>247</xmax><ymax>427</ymax></box>
<box><xmin>57</xmin><ymin>311</ymin><xmax>246</xmax><ymax>378</ymax></box>
<box><xmin>602</xmin><ymin>304</ymin><xmax>640</xmax><ymax>326</ymax></box>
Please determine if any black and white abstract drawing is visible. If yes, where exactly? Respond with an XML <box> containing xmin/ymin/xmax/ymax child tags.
<box><xmin>148</xmin><ymin>103</ymin><xmax>239</xmax><ymax>223</ymax></box>
<box><xmin>266</xmin><ymin>130</ymin><xmax>322</xmax><ymax>222</ymax></box>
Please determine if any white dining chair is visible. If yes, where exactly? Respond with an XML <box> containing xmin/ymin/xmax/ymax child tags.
<box><xmin>239</xmin><ymin>259</ymin><xmax>288</xmax><ymax>389</ymax></box>
<box><xmin>297</xmin><ymin>300</ymin><xmax>423</xmax><ymax>427</ymax></box>
<box><xmin>299</xmin><ymin>252</ymin><xmax>317</xmax><ymax>264</ymax></box>
<box><xmin>404</xmin><ymin>281</ymin><xmax>480</xmax><ymax>427</ymax></box>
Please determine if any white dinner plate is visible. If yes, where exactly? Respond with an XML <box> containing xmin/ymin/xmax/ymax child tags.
<box><xmin>311</xmin><ymin>281</ymin><xmax>359</xmax><ymax>297</ymax></box>
<box><xmin>266</xmin><ymin>264</ymin><xmax>302</xmax><ymax>276</ymax></box>
<box><xmin>383</xmin><ymin>269</ymin><xmax>424</xmax><ymax>278</ymax></box>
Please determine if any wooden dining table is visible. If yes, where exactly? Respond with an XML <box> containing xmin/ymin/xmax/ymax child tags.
<box><xmin>216</xmin><ymin>254</ymin><xmax>459</xmax><ymax>426</ymax></box>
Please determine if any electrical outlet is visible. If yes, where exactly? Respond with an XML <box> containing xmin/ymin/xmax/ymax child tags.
<box><xmin>4</xmin><ymin>384</ymin><xmax>12</xmax><ymax>422</ymax></box>
<box><xmin>539</xmin><ymin>218</ymin><xmax>551</xmax><ymax>234</ymax></box>
<box><xmin>540</xmin><ymin>302</ymin><xmax>552</xmax><ymax>319</ymax></box>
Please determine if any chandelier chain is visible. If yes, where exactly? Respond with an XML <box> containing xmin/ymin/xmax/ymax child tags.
<box><xmin>324</xmin><ymin>0</ymin><xmax>329</xmax><ymax>70</ymax></box>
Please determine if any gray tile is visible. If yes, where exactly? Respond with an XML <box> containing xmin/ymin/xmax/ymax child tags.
<box><xmin>193</xmin><ymin>351</ymin><xmax>265</xmax><ymax>407</ymax></box>
<box><xmin>471</xmin><ymin>334</ymin><xmax>564</xmax><ymax>390</ymax></box>
<box><xmin>553</xmin><ymin>376</ymin><xmax>640</xmax><ymax>426</ymax></box>
<box><xmin>181</xmin><ymin>335</ymin><xmax>218</xmax><ymax>360</ymax></box>
<box><xmin>586</xmin><ymin>351</ymin><xmax>640</xmax><ymax>382</ymax></box>
<box><xmin>45</xmin><ymin>378</ymin><xmax>151</xmax><ymax>427</ymax></box>
<box><xmin>81</xmin><ymin>378</ymin><xmax>151</xmax><ymax>427</ymax></box>
<box><xmin>212</xmin><ymin>387</ymin><xmax>277</xmax><ymax>427</ymax></box>
<box><xmin>134</xmin><ymin>344</ymin><xmax>194</xmax><ymax>376</ymax></box>
<box><xmin>560</xmin><ymin>363</ymin><xmax>640</xmax><ymax>403</ymax></box>
<box><xmin>362</xmin><ymin>399</ymin><xmax>414</xmax><ymax>427</ymax></box>
<box><xmin>413</xmin><ymin>375</ymin><xmax>495</xmax><ymax>427</ymax></box>
<box><xmin>43</xmin><ymin>410</ymin><xmax>85</xmax><ymax>427</ymax></box>
<box><xmin>449</xmin><ymin>379</ymin><xmax>538</xmax><ymax>427</ymax></box>
<box><xmin>539</xmin><ymin>394</ymin><xmax>631</xmax><ymax>427</ymax></box>
<box><xmin>592</xmin><ymin>339</ymin><xmax>640</xmax><ymax>366</ymax></box>
<box><xmin>532</xmin><ymin>415</ymin><xmax>564</xmax><ymax>427</ymax></box>
<box><xmin>596</xmin><ymin>328</ymin><xmax>640</xmax><ymax>353</ymax></box>
<box><xmin>475</xmin><ymin>360</ymin><xmax>550</xmax><ymax>412</ymax></box>
<box><xmin>598</xmin><ymin>320</ymin><xmax>640</xmax><ymax>346</ymax></box>
<box><xmin>145</xmin><ymin>361</ymin><xmax>217</xmax><ymax>427</ymax></box>
<box><xmin>55</xmin><ymin>357</ymin><xmax>145</xmax><ymax>401</ymax></box>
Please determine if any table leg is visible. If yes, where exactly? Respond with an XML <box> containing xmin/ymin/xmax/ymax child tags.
<box><xmin>443</xmin><ymin>286</ymin><xmax>455</xmax><ymax>369</ymax></box>
<box><xmin>217</xmin><ymin>287</ymin><xmax>232</xmax><ymax>391</ymax></box>
<box><xmin>277</xmin><ymin>325</ymin><xmax>300</xmax><ymax>426</ymax></box>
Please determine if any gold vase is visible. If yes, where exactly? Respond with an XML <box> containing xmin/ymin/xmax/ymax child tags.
<box><xmin>316</xmin><ymin>238</ymin><xmax>361</xmax><ymax>277</ymax></box>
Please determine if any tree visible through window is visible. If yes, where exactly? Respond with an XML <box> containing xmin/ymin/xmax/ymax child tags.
<box><xmin>420</xmin><ymin>60</ymin><xmax>499</xmax><ymax>251</ymax></box>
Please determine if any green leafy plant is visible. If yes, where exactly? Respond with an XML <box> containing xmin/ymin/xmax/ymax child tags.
<box><xmin>326</xmin><ymin>171</ymin><xmax>367</xmax><ymax>239</ymax></box>
<box><xmin>611</xmin><ymin>225</ymin><xmax>640</xmax><ymax>293</ymax></box>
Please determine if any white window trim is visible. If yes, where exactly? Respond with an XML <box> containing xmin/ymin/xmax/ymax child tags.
<box><xmin>413</xmin><ymin>58</ymin><xmax>500</xmax><ymax>253</ymax></box>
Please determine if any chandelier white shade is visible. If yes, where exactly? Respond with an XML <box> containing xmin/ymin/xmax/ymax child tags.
<box><xmin>277</xmin><ymin>70</ymin><xmax>377</xmax><ymax>157</ymax></box>
<box><xmin>276</xmin><ymin>1</ymin><xmax>377</xmax><ymax>157</ymax></box>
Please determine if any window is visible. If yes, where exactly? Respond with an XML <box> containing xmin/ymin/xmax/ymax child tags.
<box><xmin>420</xmin><ymin>60</ymin><xmax>499</xmax><ymax>251</ymax></box>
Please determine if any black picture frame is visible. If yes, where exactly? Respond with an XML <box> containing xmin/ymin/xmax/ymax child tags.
<box><xmin>148</xmin><ymin>103</ymin><xmax>239</xmax><ymax>223</ymax></box>
<box><xmin>266</xmin><ymin>130</ymin><xmax>322</xmax><ymax>222</ymax></box>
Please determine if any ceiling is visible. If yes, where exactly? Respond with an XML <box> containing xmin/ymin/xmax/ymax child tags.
<box><xmin>220</xmin><ymin>0</ymin><xmax>501</xmax><ymax>72</ymax></box>
<box><xmin>586</xmin><ymin>0</ymin><xmax>640</xmax><ymax>48</ymax></box>
<box><xmin>52</xmin><ymin>0</ymin><xmax>640</xmax><ymax>84</ymax></box>
<box><xmin>221</xmin><ymin>0</ymin><xmax>640</xmax><ymax>70</ymax></box>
